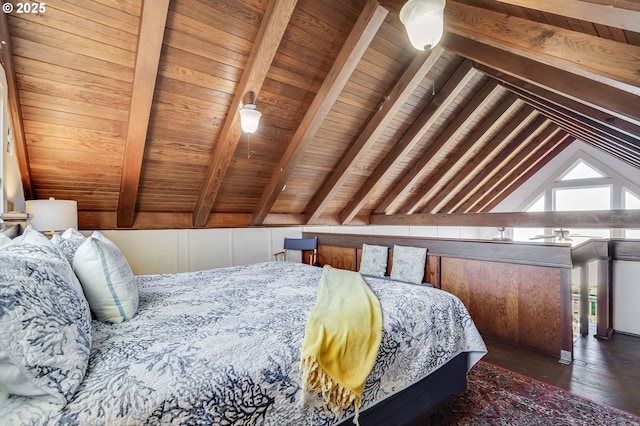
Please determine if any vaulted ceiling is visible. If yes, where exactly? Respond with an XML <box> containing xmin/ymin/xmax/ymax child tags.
<box><xmin>1</xmin><ymin>0</ymin><xmax>639</xmax><ymax>230</ymax></box>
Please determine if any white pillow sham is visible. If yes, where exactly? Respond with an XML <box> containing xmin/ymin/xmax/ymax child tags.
<box><xmin>359</xmin><ymin>243</ymin><xmax>388</xmax><ymax>277</ymax></box>
<box><xmin>390</xmin><ymin>244</ymin><xmax>427</xmax><ymax>285</ymax></box>
<box><xmin>51</xmin><ymin>228</ymin><xmax>87</xmax><ymax>266</ymax></box>
<box><xmin>73</xmin><ymin>231</ymin><xmax>138</xmax><ymax>323</ymax></box>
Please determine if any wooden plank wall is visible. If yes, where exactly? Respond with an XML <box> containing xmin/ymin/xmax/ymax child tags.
<box><xmin>304</xmin><ymin>232</ymin><xmax>573</xmax><ymax>359</ymax></box>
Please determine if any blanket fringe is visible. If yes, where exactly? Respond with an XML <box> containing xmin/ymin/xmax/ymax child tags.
<box><xmin>300</xmin><ymin>356</ymin><xmax>362</xmax><ymax>424</ymax></box>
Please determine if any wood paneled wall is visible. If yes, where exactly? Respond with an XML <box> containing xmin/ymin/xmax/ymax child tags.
<box><xmin>305</xmin><ymin>232</ymin><xmax>573</xmax><ymax>359</ymax></box>
<box><xmin>442</xmin><ymin>258</ymin><xmax>564</xmax><ymax>356</ymax></box>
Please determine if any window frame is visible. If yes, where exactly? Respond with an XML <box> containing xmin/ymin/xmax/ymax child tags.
<box><xmin>510</xmin><ymin>150</ymin><xmax>640</xmax><ymax>241</ymax></box>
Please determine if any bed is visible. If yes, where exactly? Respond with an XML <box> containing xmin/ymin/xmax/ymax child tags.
<box><xmin>0</xmin><ymin>228</ymin><xmax>486</xmax><ymax>425</ymax></box>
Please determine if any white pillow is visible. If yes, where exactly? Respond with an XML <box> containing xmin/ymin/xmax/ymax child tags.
<box><xmin>51</xmin><ymin>228</ymin><xmax>87</xmax><ymax>266</ymax></box>
<box><xmin>390</xmin><ymin>245</ymin><xmax>427</xmax><ymax>284</ymax></box>
<box><xmin>359</xmin><ymin>244</ymin><xmax>388</xmax><ymax>277</ymax></box>
<box><xmin>73</xmin><ymin>231</ymin><xmax>138</xmax><ymax>323</ymax></box>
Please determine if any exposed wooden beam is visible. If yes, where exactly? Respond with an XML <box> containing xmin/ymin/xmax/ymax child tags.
<box><xmin>494</xmin><ymin>0</ymin><xmax>640</xmax><ymax>32</ymax></box>
<box><xmin>400</xmin><ymin>92</ymin><xmax>520</xmax><ymax>215</ymax></box>
<box><xmin>542</xmin><ymin>115</ymin><xmax>640</xmax><ymax>169</ymax></box>
<box><xmin>441</xmin><ymin>114</ymin><xmax>549</xmax><ymax>213</ymax></box>
<box><xmin>338</xmin><ymin>60</ymin><xmax>476</xmax><ymax>225</ymax></box>
<box><xmin>80</xmin><ymin>211</ymin><xmax>306</xmax><ymax>230</ymax></box>
<box><xmin>442</xmin><ymin>32</ymin><xmax>640</xmax><ymax>128</ymax></box>
<box><xmin>370</xmin><ymin>209</ymin><xmax>640</xmax><ymax>228</ymax></box>
<box><xmin>192</xmin><ymin>0</ymin><xmax>299</xmax><ymax>227</ymax></box>
<box><xmin>508</xmin><ymin>85</ymin><xmax>640</xmax><ymax>168</ymax></box>
<box><xmin>377</xmin><ymin>79</ymin><xmax>501</xmax><ymax>215</ymax></box>
<box><xmin>474</xmin><ymin>130</ymin><xmax>571</xmax><ymax>212</ymax></box>
<box><xmin>482</xmin><ymin>134</ymin><xmax>575</xmax><ymax>212</ymax></box>
<box><xmin>117</xmin><ymin>0</ymin><xmax>169</xmax><ymax>228</ymax></box>
<box><xmin>536</xmin><ymin>109</ymin><xmax>640</xmax><ymax>168</ymax></box>
<box><xmin>422</xmin><ymin>106</ymin><xmax>537</xmax><ymax>214</ymax></box>
<box><xmin>304</xmin><ymin>46</ymin><xmax>444</xmax><ymax>224</ymax></box>
<box><xmin>446</xmin><ymin>1</ymin><xmax>640</xmax><ymax>95</ymax></box>
<box><xmin>251</xmin><ymin>0</ymin><xmax>388</xmax><ymax>225</ymax></box>
<box><xmin>477</xmin><ymin>65</ymin><xmax>640</xmax><ymax>141</ymax></box>
<box><xmin>506</xmin><ymin>84</ymin><xmax>640</xmax><ymax>149</ymax></box>
<box><xmin>0</xmin><ymin>12</ymin><xmax>33</xmax><ymax>199</ymax></box>
<box><xmin>497</xmin><ymin>75</ymin><xmax>640</xmax><ymax>167</ymax></box>
<box><xmin>457</xmin><ymin>122</ymin><xmax>559</xmax><ymax>213</ymax></box>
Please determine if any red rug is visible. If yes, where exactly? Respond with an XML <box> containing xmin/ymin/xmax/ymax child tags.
<box><xmin>428</xmin><ymin>361</ymin><xmax>640</xmax><ymax>425</ymax></box>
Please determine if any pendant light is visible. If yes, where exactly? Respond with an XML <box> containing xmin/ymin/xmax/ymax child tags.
<box><xmin>400</xmin><ymin>0</ymin><xmax>446</xmax><ymax>51</ymax></box>
<box><xmin>239</xmin><ymin>91</ymin><xmax>262</xmax><ymax>134</ymax></box>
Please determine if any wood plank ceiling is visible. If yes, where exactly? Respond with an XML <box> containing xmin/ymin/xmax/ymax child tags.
<box><xmin>1</xmin><ymin>0</ymin><xmax>639</xmax><ymax>230</ymax></box>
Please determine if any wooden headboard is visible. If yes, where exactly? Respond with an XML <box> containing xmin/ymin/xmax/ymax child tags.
<box><xmin>303</xmin><ymin>232</ymin><xmax>574</xmax><ymax>362</ymax></box>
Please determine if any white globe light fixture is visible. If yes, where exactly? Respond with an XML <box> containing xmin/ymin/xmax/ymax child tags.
<box><xmin>239</xmin><ymin>103</ymin><xmax>261</xmax><ymax>134</ymax></box>
<box><xmin>400</xmin><ymin>0</ymin><xmax>446</xmax><ymax>51</ymax></box>
<box><xmin>239</xmin><ymin>91</ymin><xmax>262</xmax><ymax>134</ymax></box>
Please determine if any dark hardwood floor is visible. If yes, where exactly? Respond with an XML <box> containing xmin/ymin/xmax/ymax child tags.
<box><xmin>483</xmin><ymin>331</ymin><xmax>640</xmax><ymax>417</ymax></box>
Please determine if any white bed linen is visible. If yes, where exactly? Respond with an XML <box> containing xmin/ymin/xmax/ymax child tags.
<box><xmin>0</xmin><ymin>261</ymin><xmax>486</xmax><ymax>425</ymax></box>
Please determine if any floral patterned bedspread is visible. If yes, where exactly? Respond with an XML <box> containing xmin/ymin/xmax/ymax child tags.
<box><xmin>0</xmin><ymin>261</ymin><xmax>486</xmax><ymax>425</ymax></box>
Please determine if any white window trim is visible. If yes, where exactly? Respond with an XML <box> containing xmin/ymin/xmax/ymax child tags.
<box><xmin>509</xmin><ymin>149</ymin><xmax>640</xmax><ymax>240</ymax></box>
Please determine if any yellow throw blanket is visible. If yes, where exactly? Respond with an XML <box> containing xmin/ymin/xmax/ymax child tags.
<box><xmin>300</xmin><ymin>265</ymin><xmax>383</xmax><ymax>421</ymax></box>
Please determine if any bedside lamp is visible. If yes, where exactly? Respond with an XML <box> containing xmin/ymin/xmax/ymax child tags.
<box><xmin>25</xmin><ymin>197</ymin><xmax>78</xmax><ymax>236</ymax></box>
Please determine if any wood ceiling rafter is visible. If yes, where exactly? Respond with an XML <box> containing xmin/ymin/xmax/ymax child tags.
<box><xmin>400</xmin><ymin>92</ymin><xmax>521</xmax><ymax>215</ymax></box>
<box><xmin>0</xmin><ymin>12</ymin><xmax>33</xmax><ymax>199</ymax></box>
<box><xmin>540</xmin><ymin>112</ymin><xmax>640</xmax><ymax>169</ymax></box>
<box><xmin>432</xmin><ymin>105</ymin><xmax>545</xmax><ymax>213</ymax></box>
<box><xmin>478</xmin><ymin>66</ymin><xmax>640</xmax><ymax>141</ymax></box>
<box><xmin>485</xmin><ymin>66</ymin><xmax>640</xmax><ymax>165</ymax></box>
<box><xmin>455</xmin><ymin>121</ymin><xmax>559</xmax><ymax>213</ymax></box>
<box><xmin>443</xmin><ymin>34</ymin><xmax>640</xmax><ymax>127</ymax></box>
<box><xmin>494</xmin><ymin>0</ymin><xmax>640</xmax><ymax>32</ymax></box>
<box><xmin>251</xmin><ymin>0</ymin><xmax>388</xmax><ymax>226</ymax></box>
<box><xmin>117</xmin><ymin>0</ymin><xmax>169</xmax><ymax>228</ymax></box>
<box><xmin>378</xmin><ymin>79</ymin><xmax>501</xmax><ymax>216</ymax></box>
<box><xmin>482</xmin><ymin>133</ymin><xmax>575</xmax><ymax>212</ymax></box>
<box><xmin>411</xmin><ymin>104</ymin><xmax>537</xmax><ymax>214</ymax></box>
<box><xmin>303</xmin><ymin>45</ymin><xmax>445</xmax><ymax>224</ymax></box>
<box><xmin>473</xmin><ymin>128</ymin><xmax>569</xmax><ymax>212</ymax></box>
<box><xmin>192</xmin><ymin>0</ymin><xmax>299</xmax><ymax>228</ymax></box>
<box><xmin>506</xmin><ymin>84</ymin><xmax>640</xmax><ymax>168</ymax></box>
<box><xmin>338</xmin><ymin>59</ymin><xmax>477</xmax><ymax>225</ymax></box>
<box><xmin>446</xmin><ymin>1</ymin><xmax>640</xmax><ymax>96</ymax></box>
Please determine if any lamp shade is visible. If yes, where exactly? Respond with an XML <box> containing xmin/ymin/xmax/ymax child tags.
<box><xmin>239</xmin><ymin>104</ymin><xmax>262</xmax><ymax>134</ymax></box>
<box><xmin>400</xmin><ymin>0</ymin><xmax>446</xmax><ymax>51</ymax></box>
<box><xmin>26</xmin><ymin>198</ymin><xmax>78</xmax><ymax>232</ymax></box>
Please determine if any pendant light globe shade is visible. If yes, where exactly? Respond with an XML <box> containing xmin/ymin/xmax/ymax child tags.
<box><xmin>239</xmin><ymin>103</ymin><xmax>262</xmax><ymax>134</ymax></box>
<box><xmin>400</xmin><ymin>0</ymin><xmax>446</xmax><ymax>51</ymax></box>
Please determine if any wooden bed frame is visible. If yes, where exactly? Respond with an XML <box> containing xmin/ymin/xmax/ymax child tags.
<box><xmin>303</xmin><ymin>232</ymin><xmax>574</xmax><ymax>362</ymax></box>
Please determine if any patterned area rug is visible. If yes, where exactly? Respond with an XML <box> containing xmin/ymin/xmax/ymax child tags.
<box><xmin>428</xmin><ymin>361</ymin><xmax>640</xmax><ymax>425</ymax></box>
